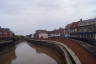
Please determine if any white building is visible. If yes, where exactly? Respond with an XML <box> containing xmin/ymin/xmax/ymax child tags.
<box><xmin>38</xmin><ymin>33</ymin><xmax>48</xmax><ymax>38</ymax></box>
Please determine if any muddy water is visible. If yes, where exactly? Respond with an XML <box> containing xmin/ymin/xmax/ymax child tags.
<box><xmin>0</xmin><ymin>41</ymin><xmax>66</xmax><ymax>64</ymax></box>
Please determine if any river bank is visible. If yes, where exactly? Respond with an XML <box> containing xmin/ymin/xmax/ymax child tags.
<box><xmin>33</xmin><ymin>38</ymin><xmax>96</xmax><ymax>64</ymax></box>
<box><xmin>0</xmin><ymin>40</ymin><xmax>15</xmax><ymax>47</ymax></box>
<box><xmin>27</xmin><ymin>39</ymin><xmax>77</xmax><ymax>64</ymax></box>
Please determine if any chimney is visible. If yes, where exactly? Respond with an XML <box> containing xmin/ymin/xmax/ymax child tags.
<box><xmin>80</xmin><ymin>19</ymin><xmax>83</xmax><ymax>22</ymax></box>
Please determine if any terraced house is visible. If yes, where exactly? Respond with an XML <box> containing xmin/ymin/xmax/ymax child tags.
<box><xmin>78</xmin><ymin>19</ymin><xmax>96</xmax><ymax>40</ymax></box>
<box><xmin>65</xmin><ymin>18</ymin><xmax>96</xmax><ymax>45</ymax></box>
<box><xmin>0</xmin><ymin>26</ymin><xmax>14</xmax><ymax>40</ymax></box>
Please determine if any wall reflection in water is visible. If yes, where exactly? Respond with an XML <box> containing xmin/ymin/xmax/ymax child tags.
<box><xmin>29</xmin><ymin>44</ymin><xmax>65</xmax><ymax>64</ymax></box>
<box><xmin>0</xmin><ymin>45</ymin><xmax>16</xmax><ymax>64</ymax></box>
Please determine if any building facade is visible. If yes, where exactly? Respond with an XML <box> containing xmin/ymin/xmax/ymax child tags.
<box><xmin>65</xmin><ymin>18</ymin><xmax>96</xmax><ymax>41</ymax></box>
<box><xmin>0</xmin><ymin>27</ymin><xmax>14</xmax><ymax>40</ymax></box>
<box><xmin>34</xmin><ymin>30</ymin><xmax>48</xmax><ymax>39</ymax></box>
<box><xmin>34</xmin><ymin>28</ymin><xmax>65</xmax><ymax>39</ymax></box>
<box><xmin>78</xmin><ymin>18</ymin><xmax>96</xmax><ymax>40</ymax></box>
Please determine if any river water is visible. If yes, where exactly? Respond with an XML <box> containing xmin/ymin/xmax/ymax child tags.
<box><xmin>0</xmin><ymin>41</ymin><xmax>66</xmax><ymax>64</ymax></box>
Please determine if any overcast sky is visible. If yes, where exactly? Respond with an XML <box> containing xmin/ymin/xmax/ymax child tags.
<box><xmin>0</xmin><ymin>0</ymin><xmax>96</xmax><ymax>35</ymax></box>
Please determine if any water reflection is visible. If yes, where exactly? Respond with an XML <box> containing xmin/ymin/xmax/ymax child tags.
<box><xmin>0</xmin><ymin>41</ymin><xmax>66</xmax><ymax>64</ymax></box>
<box><xmin>29</xmin><ymin>44</ymin><xmax>64</xmax><ymax>64</ymax></box>
<box><xmin>0</xmin><ymin>45</ymin><xmax>16</xmax><ymax>64</ymax></box>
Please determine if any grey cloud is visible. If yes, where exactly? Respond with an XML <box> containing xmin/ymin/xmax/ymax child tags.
<box><xmin>0</xmin><ymin>0</ymin><xmax>96</xmax><ymax>35</ymax></box>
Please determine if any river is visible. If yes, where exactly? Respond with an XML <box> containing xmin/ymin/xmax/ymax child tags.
<box><xmin>0</xmin><ymin>41</ymin><xmax>66</xmax><ymax>64</ymax></box>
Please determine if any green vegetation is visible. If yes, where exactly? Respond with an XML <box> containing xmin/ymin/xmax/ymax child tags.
<box><xmin>13</xmin><ymin>35</ymin><xmax>24</xmax><ymax>40</ymax></box>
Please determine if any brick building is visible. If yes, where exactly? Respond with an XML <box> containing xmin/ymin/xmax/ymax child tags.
<box><xmin>34</xmin><ymin>28</ymin><xmax>65</xmax><ymax>39</ymax></box>
<box><xmin>0</xmin><ymin>27</ymin><xmax>14</xmax><ymax>40</ymax></box>
<box><xmin>48</xmin><ymin>30</ymin><xmax>60</xmax><ymax>38</ymax></box>
<box><xmin>69</xmin><ymin>21</ymin><xmax>80</xmax><ymax>38</ymax></box>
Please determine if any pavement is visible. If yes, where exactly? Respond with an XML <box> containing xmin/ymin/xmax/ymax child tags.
<box><xmin>69</xmin><ymin>39</ymin><xmax>96</xmax><ymax>56</ymax></box>
<box><xmin>36</xmin><ymin>38</ymin><xmax>96</xmax><ymax>64</ymax></box>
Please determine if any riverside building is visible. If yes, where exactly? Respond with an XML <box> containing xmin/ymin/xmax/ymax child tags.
<box><xmin>0</xmin><ymin>26</ymin><xmax>14</xmax><ymax>40</ymax></box>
